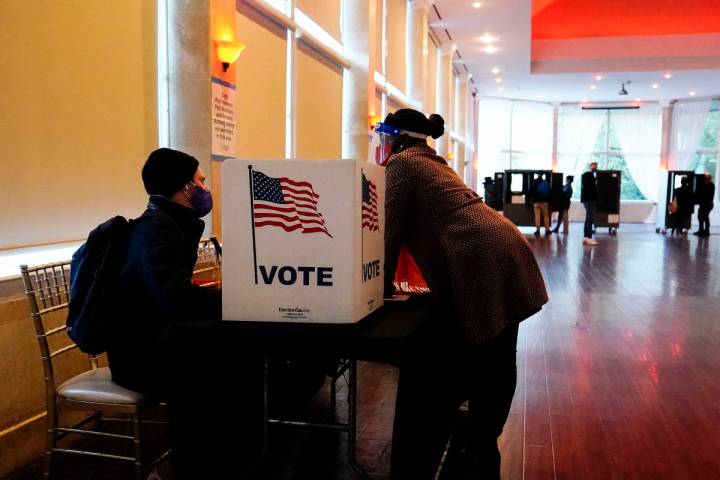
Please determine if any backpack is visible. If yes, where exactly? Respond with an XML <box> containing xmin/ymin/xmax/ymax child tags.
<box><xmin>536</xmin><ymin>180</ymin><xmax>550</xmax><ymax>200</ymax></box>
<box><xmin>669</xmin><ymin>198</ymin><xmax>678</xmax><ymax>214</ymax></box>
<box><xmin>67</xmin><ymin>216</ymin><xmax>133</xmax><ymax>354</ymax></box>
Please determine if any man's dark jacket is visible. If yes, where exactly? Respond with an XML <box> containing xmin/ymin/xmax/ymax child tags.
<box><xmin>108</xmin><ymin>195</ymin><xmax>220</xmax><ymax>394</ymax></box>
<box><xmin>674</xmin><ymin>185</ymin><xmax>694</xmax><ymax>215</ymax></box>
<box><xmin>580</xmin><ymin>171</ymin><xmax>597</xmax><ymax>203</ymax></box>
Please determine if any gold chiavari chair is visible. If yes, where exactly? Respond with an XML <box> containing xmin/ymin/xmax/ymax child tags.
<box><xmin>20</xmin><ymin>261</ymin><xmax>168</xmax><ymax>480</ymax></box>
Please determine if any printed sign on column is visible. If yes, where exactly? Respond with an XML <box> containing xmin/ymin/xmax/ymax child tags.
<box><xmin>211</xmin><ymin>76</ymin><xmax>236</xmax><ymax>160</ymax></box>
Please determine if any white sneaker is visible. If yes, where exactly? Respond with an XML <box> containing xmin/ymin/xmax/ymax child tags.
<box><xmin>582</xmin><ymin>238</ymin><xmax>599</xmax><ymax>246</ymax></box>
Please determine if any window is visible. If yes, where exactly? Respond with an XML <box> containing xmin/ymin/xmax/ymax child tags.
<box><xmin>557</xmin><ymin>105</ymin><xmax>661</xmax><ymax>201</ymax></box>
<box><xmin>690</xmin><ymin>101</ymin><xmax>720</xmax><ymax>192</ymax></box>
<box><xmin>476</xmin><ymin>99</ymin><xmax>553</xmax><ymax>189</ymax></box>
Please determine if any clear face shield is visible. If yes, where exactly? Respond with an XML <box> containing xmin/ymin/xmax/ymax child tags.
<box><xmin>369</xmin><ymin>122</ymin><xmax>401</xmax><ymax>166</ymax></box>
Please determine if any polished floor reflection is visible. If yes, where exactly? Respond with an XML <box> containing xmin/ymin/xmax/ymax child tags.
<box><xmin>253</xmin><ymin>224</ymin><xmax>720</xmax><ymax>479</ymax></box>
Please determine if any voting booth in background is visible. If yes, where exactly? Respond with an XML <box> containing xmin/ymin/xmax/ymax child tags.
<box><xmin>656</xmin><ymin>170</ymin><xmax>697</xmax><ymax>234</ymax></box>
<box><xmin>222</xmin><ymin>159</ymin><xmax>385</xmax><ymax>323</ymax></box>
<box><xmin>502</xmin><ymin>169</ymin><xmax>563</xmax><ymax>226</ymax></box>
<box><xmin>595</xmin><ymin>170</ymin><xmax>622</xmax><ymax>234</ymax></box>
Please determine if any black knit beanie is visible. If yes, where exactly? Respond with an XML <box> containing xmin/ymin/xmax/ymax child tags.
<box><xmin>142</xmin><ymin>148</ymin><xmax>199</xmax><ymax>197</ymax></box>
<box><xmin>383</xmin><ymin>109</ymin><xmax>445</xmax><ymax>139</ymax></box>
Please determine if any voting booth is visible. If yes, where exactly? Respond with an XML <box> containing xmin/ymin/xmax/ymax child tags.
<box><xmin>222</xmin><ymin>159</ymin><xmax>385</xmax><ymax>323</ymax></box>
<box><xmin>502</xmin><ymin>169</ymin><xmax>563</xmax><ymax>226</ymax></box>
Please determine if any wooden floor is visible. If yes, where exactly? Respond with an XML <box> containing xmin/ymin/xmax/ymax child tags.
<box><xmin>11</xmin><ymin>224</ymin><xmax>720</xmax><ymax>479</ymax></box>
<box><xmin>251</xmin><ymin>224</ymin><xmax>720</xmax><ymax>479</ymax></box>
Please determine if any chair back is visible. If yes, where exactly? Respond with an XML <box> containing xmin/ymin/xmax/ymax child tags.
<box><xmin>194</xmin><ymin>237</ymin><xmax>222</xmax><ymax>288</ymax></box>
<box><xmin>20</xmin><ymin>261</ymin><xmax>97</xmax><ymax>405</ymax></box>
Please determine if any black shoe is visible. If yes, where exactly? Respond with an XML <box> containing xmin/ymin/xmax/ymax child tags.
<box><xmin>534</xmin><ymin>229</ymin><xmax>540</xmax><ymax>236</ymax></box>
<box><xmin>551</xmin><ymin>228</ymin><xmax>559</xmax><ymax>233</ymax></box>
<box><xmin>693</xmin><ymin>231</ymin><xmax>702</xmax><ymax>235</ymax></box>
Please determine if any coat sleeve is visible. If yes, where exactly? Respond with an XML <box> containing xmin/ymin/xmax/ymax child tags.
<box><xmin>384</xmin><ymin>156</ymin><xmax>415</xmax><ymax>297</ymax></box>
<box><xmin>138</xmin><ymin>228</ymin><xmax>221</xmax><ymax>321</ymax></box>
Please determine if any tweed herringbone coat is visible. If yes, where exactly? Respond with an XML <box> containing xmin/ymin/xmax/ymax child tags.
<box><xmin>384</xmin><ymin>143</ymin><xmax>548</xmax><ymax>345</ymax></box>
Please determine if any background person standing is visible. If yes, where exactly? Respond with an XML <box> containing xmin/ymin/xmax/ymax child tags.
<box><xmin>531</xmin><ymin>173</ymin><xmax>552</xmax><ymax>236</ymax></box>
<box><xmin>581</xmin><ymin>162</ymin><xmax>599</xmax><ymax>246</ymax></box>
<box><xmin>552</xmin><ymin>175</ymin><xmax>574</xmax><ymax>234</ymax></box>
<box><xmin>695</xmin><ymin>173</ymin><xmax>715</xmax><ymax>236</ymax></box>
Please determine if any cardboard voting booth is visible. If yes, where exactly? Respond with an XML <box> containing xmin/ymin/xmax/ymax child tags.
<box><xmin>222</xmin><ymin>159</ymin><xmax>385</xmax><ymax>323</ymax></box>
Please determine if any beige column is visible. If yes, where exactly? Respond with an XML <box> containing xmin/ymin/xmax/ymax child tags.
<box><xmin>454</xmin><ymin>73</ymin><xmax>469</xmax><ymax>180</ymax></box>
<box><xmin>436</xmin><ymin>43</ymin><xmax>454</xmax><ymax>159</ymax></box>
<box><xmin>660</xmin><ymin>102</ymin><xmax>673</xmax><ymax>170</ymax></box>
<box><xmin>168</xmin><ymin>0</ymin><xmax>212</xmax><ymax>235</ymax></box>
<box><xmin>342</xmin><ymin>0</ymin><xmax>371</xmax><ymax>161</ymax></box>
<box><xmin>551</xmin><ymin>104</ymin><xmax>559</xmax><ymax>172</ymax></box>
<box><xmin>407</xmin><ymin>0</ymin><xmax>431</xmax><ymax>109</ymax></box>
<box><xmin>467</xmin><ymin>92</ymin><xmax>479</xmax><ymax>189</ymax></box>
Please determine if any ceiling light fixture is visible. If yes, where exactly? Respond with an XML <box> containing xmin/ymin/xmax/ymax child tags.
<box><xmin>689</xmin><ymin>91</ymin><xmax>696</xmax><ymax>96</ymax></box>
<box><xmin>664</xmin><ymin>73</ymin><xmax>672</xmax><ymax>79</ymax></box>
<box><xmin>477</xmin><ymin>33</ymin><xmax>498</xmax><ymax>44</ymax></box>
<box><xmin>590</xmin><ymin>85</ymin><xmax>597</xmax><ymax>90</ymax></box>
<box><xmin>581</xmin><ymin>98</ymin><xmax>588</xmax><ymax>103</ymax></box>
<box><xmin>618</xmin><ymin>81</ymin><xmax>631</xmax><ymax>96</ymax></box>
<box><xmin>497</xmin><ymin>87</ymin><xmax>504</xmax><ymax>92</ymax></box>
<box><xmin>473</xmin><ymin>1</ymin><xmax>483</xmax><ymax>8</ymax></box>
<box><xmin>491</xmin><ymin>67</ymin><xmax>501</xmax><ymax>74</ymax></box>
<box><xmin>496</xmin><ymin>78</ymin><xmax>502</xmax><ymax>83</ymax></box>
<box><xmin>652</xmin><ymin>83</ymin><xmax>659</xmax><ymax>89</ymax></box>
<box><xmin>595</xmin><ymin>75</ymin><xmax>604</xmax><ymax>81</ymax></box>
<box><xmin>482</xmin><ymin>45</ymin><xmax>498</xmax><ymax>54</ymax></box>
<box><xmin>635</xmin><ymin>98</ymin><xmax>642</xmax><ymax>102</ymax></box>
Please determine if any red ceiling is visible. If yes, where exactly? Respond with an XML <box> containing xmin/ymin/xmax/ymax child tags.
<box><xmin>532</xmin><ymin>0</ymin><xmax>720</xmax><ymax>39</ymax></box>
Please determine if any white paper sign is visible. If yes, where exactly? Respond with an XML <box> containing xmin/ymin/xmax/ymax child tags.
<box><xmin>222</xmin><ymin>159</ymin><xmax>385</xmax><ymax>323</ymax></box>
<box><xmin>211</xmin><ymin>77</ymin><xmax>236</xmax><ymax>158</ymax></box>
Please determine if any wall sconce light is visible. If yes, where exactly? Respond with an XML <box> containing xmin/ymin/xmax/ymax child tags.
<box><xmin>215</xmin><ymin>40</ymin><xmax>245</xmax><ymax>72</ymax></box>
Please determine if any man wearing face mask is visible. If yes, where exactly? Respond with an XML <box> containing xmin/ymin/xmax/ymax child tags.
<box><xmin>108</xmin><ymin>147</ymin><xmax>219</xmax><ymax>393</ymax></box>
<box><xmin>107</xmin><ymin>148</ymin><xmax>222</xmax><ymax>477</ymax></box>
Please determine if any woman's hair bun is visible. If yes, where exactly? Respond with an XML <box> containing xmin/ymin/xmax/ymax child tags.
<box><xmin>427</xmin><ymin>114</ymin><xmax>445</xmax><ymax>139</ymax></box>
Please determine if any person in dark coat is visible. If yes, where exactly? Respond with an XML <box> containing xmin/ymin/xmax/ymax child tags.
<box><xmin>671</xmin><ymin>176</ymin><xmax>693</xmax><ymax>236</ymax></box>
<box><xmin>580</xmin><ymin>162</ymin><xmax>598</xmax><ymax>245</ymax></box>
<box><xmin>695</xmin><ymin>173</ymin><xmax>715</xmax><ymax>236</ymax></box>
<box><xmin>109</xmin><ymin>148</ymin><xmax>264</xmax><ymax>478</ymax></box>
<box><xmin>380</xmin><ymin>109</ymin><xmax>548</xmax><ymax>479</ymax></box>
<box><xmin>552</xmin><ymin>175</ymin><xmax>574</xmax><ymax>234</ymax></box>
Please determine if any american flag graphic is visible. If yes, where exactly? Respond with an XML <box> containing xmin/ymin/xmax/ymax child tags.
<box><xmin>251</xmin><ymin>170</ymin><xmax>333</xmax><ymax>237</ymax></box>
<box><xmin>362</xmin><ymin>173</ymin><xmax>379</xmax><ymax>232</ymax></box>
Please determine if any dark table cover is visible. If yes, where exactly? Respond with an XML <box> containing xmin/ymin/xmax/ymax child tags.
<box><xmin>165</xmin><ymin>294</ymin><xmax>435</xmax><ymax>365</ymax></box>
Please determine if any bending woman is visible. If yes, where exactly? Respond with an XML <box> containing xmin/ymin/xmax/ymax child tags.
<box><xmin>380</xmin><ymin>109</ymin><xmax>548</xmax><ymax>479</ymax></box>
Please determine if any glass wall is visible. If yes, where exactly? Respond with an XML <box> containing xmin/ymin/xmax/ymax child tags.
<box><xmin>557</xmin><ymin>105</ymin><xmax>662</xmax><ymax>201</ymax></box>
<box><xmin>476</xmin><ymin>99</ymin><xmax>553</xmax><ymax>188</ymax></box>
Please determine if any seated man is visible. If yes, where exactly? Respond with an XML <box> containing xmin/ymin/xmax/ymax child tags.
<box><xmin>109</xmin><ymin>148</ymin><xmax>232</xmax><ymax>478</ymax></box>
<box><xmin>109</xmin><ymin>147</ymin><xmax>219</xmax><ymax>394</ymax></box>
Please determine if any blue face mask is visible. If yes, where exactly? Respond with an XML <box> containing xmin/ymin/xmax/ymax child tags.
<box><xmin>187</xmin><ymin>183</ymin><xmax>213</xmax><ymax>217</ymax></box>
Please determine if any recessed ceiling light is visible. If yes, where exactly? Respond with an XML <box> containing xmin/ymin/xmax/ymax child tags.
<box><xmin>590</xmin><ymin>85</ymin><xmax>597</xmax><ymax>90</ymax></box>
<box><xmin>689</xmin><ymin>91</ymin><xmax>696</xmax><ymax>96</ymax></box>
<box><xmin>482</xmin><ymin>45</ymin><xmax>498</xmax><ymax>54</ymax></box>
<box><xmin>491</xmin><ymin>67</ymin><xmax>501</xmax><ymax>74</ymax></box>
<box><xmin>595</xmin><ymin>75</ymin><xmax>604</xmax><ymax>81</ymax></box>
<box><xmin>652</xmin><ymin>83</ymin><xmax>659</xmax><ymax>89</ymax></box>
<box><xmin>477</xmin><ymin>33</ymin><xmax>498</xmax><ymax>44</ymax></box>
<box><xmin>536</xmin><ymin>94</ymin><xmax>544</xmax><ymax>99</ymax></box>
<box><xmin>664</xmin><ymin>73</ymin><xmax>672</xmax><ymax>79</ymax></box>
<box><xmin>582</xmin><ymin>98</ymin><xmax>588</xmax><ymax>103</ymax></box>
<box><xmin>497</xmin><ymin>87</ymin><xmax>504</xmax><ymax>92</ymax></box>
<box><xmin>635</xmin><ymin>98</ymin><xmax>642</xmax><ymax>102</ymax></box>
<box><xmin>473</xmin><ymin>2</ymin><xmax>483</xmax><ymax>8</ymax></box>
<box><xmin>496</xmin><ymin>77</ymin><xmax>502</xmax><ymax>83</ymax></box>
